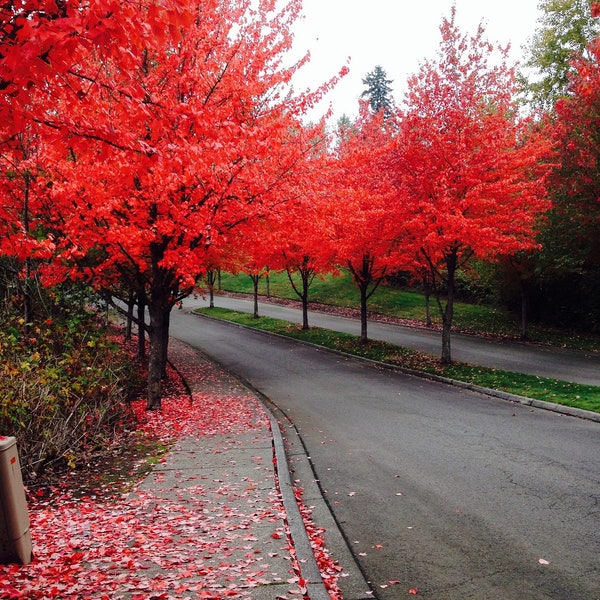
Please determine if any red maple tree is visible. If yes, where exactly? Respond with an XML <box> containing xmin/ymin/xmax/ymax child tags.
<box><xmin>545</xmin><ymin>34</ymin><xmax>600</xmax><ymax>323</ymax></box>
<box><xmin>235</xmin><ymin>228</ymin><xmax>276</xmax><ymax>320</ymax></box>
<box><xmin>331</xmin><ymin>106</ymin><xmax>403</xmax><ymax>343</ymax></box>
<box><xmin>268</xmin><ymin>131</ymin><xmax>338</xmax><ymax>330</ymax></box>
<box><xmin>394</xmin><ymin>10</ymin><xmax>554</xmax><ymax>363</ymax></box>
<box><xmin>4</xmin><ymin>0</ymin><xmax>344</xmax><ymax>408</ymax></box>
<box><xmin>0</xmin><ymin>0</ymin><xmax>192</xmax><ymax>348</ymax></box>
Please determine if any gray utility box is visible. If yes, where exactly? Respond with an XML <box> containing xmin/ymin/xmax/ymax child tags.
<box><xmin>0</xmin><ymin>436</ymin><xmax>32</xmax><ymax>564</ymax></box>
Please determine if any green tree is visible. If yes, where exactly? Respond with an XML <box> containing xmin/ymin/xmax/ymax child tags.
<box><xmin>361</xmin><ymin>66</ymin><xmax>394</xmax><ymax>116</ymax></box>
<box><xmin>521</xmin><ymin>0</ymin><xmax>600</xmax><ymax>109</ymax></box>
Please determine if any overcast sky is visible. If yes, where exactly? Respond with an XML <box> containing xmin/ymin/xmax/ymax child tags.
<box><xmin>290</xmin><ymin>1</ymin><xmax>542</xmax><ymax>122</ymax></box>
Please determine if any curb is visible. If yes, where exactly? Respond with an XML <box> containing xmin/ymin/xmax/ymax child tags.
<box><xmin>263</xmin><ymin>397</ymin><xmax>376</xmax><ymax>600</ymax></box>
<box><xmin>194</xmin><ymin>311</ymin><xmax>600</xmax><ymax>425</ymax></box>
<box><xmin>267</xmin><ymin>407</ymin><xmax>332</xmax><ymax>600</ymax></box>
<box><xmin>424</xmin><ymin>373</ymin><xmax>600</xmax><ymax>424</ymax></box>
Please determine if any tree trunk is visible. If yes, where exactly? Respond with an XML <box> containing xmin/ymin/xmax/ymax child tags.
<box><xmin>440</xmin><ymin>253</ymin><xmax>457</xmax><ymax>365</ymax></box>
<box><xmin>160</xmin><ymin>308</ymin><xmax>170</xmax><ymax>379</ymax></box>
<box><xmin>301</xmin><ymin>273</ymin><xmax>309</xmax><ymax>330</ymax></box>
<box><xmin>423</xmin><ymin>276</ymin><xmax>432</xmax><ymax>327</ymax></box>
<box><xmin>347</xmin><ymin>254</ymin><xmax>376</xmax><ymax>345</ymax></box>
<box><xmin>251</xmin><ymin>274</ymin><xmax>260</xmax><ymax>318</ymax></box>
<box><xmin>146</xmin><ymin>302</ymin><xmax>171</xmax><ymax>410</ymax></box>
<box><xmin>359</xmin><ymin>282</ymin><xmax>368</xmax><ymax>344</ymax></box>
<box><xmin>22</xmin><ymin>174</ymin><xmax>31</xmax><ymax>331</ymax></box>
<box><xmin>206</xmin><ymin>270</ymin><xmax>216</xmax><ymax>308</ymax></box>
<box><xmin>23</xmin><ymin>260</ymin><xmax>31</xmax><ymax>332</ymax></box>
<box><xmin>125</xmin><ymin>290</ymin><xmax>135</xmax><ymax>340</ymax></box>
<box><xmin>137</xmin><ymin>295</ymin><xmax>146</xmax><ymax>361</ymax></box>
<box><xmin>285</xmin><ymin>261</ymin><xmax>312</xmax><ymax>330</ymax></box>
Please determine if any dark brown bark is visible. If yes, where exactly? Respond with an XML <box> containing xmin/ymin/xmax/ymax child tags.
<box><xmin>359</xmin><ymin>281</ymin><xmax>368</xmax><ymax>343</ymax></box>
<box><xmin>145</xmin><ymin>241</ymin><xmax>179</xmax><ymax>410</ymax></box>
<box><xmin>285</xmin><ymin>259</ymin><xmax>313</xmax><ymax>330</ymax></box>
<box><xmin>22</xmin><ymin>173</ymin><xmax>32</xmax><ymax>331</ymax></box>
<box><xmin>206</xmin><ymin>270</ymin><xmax>217</xmax><ymax>308</ymax></box>
<box><xmin>347</xmin><ymin>253</ymin><xmax>385</xmax><ymax>345</ymax></box>
<box><xmin>160</xmin><ymin>308</ymin><xmax>170</xmax><ymax>379</ymax></box>
<box><xmin>422</xmin><ymin>274</ymin><xmax>433</xmax><ymax>328</ymax></box>
<box><xmin>146</xmin><ymin>301</ymin><xmax>170</xmax><ymax>410</ymax></box>
<box><xmin>125</xmin><ymin>290</ymin><xmax>134</xmax><ymax>340</ymax></box>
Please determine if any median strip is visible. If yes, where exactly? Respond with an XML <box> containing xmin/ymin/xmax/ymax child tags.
<box><xmin>196</xmin><ymin>307</ymin><xmax>600</xmax><ymax>418</ymax></box>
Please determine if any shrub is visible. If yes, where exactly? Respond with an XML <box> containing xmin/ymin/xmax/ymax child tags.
<box><xmin>0</xmin><ymin>308</ymin><xmax>141</xmax><ymax>482</ymax></box>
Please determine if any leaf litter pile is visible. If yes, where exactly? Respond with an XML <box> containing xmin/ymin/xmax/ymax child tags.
<box><xmin>0</xmin><ymin>339</ymin><xmax>343</xmax><ymax>599</ymax></box>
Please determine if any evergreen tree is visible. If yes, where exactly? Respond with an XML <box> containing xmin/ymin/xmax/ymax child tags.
<box><xmin>361</xmin><ymin>66</ymin><xmax>394</xmax><ymax>116</ymax></box>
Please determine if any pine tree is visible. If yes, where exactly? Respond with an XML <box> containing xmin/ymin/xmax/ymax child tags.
<box><xmin>360</xmin><ymin>66</ymin><xmax>394</xmax><ymax>116</ymax></box>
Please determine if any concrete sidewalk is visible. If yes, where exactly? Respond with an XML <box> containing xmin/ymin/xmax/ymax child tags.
<box><xmin>124</xmin><ymin>338</ymin><xmax>335</xmax><ymax>599</ymax></box>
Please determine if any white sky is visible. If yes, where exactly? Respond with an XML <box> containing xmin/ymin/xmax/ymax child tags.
<box><xmin>290</xmin><ymin>0</ymin><xmax>542</xmax><ymax>122</ymax></box>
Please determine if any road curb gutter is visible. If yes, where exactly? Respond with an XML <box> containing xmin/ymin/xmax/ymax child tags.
<box><xmin>263</xmin><ymin>398</ymin><xmax>376</xmax><ymax>600</ymax></box>
<box><xmin>267</xmin><ymin>407</ymin><xmax>332</xmax><ymax>600</ymax></box>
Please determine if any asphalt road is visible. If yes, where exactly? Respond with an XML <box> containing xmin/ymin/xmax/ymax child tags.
<box><xmin>169</xmin><ymin>307</ymin><xmax>600</xmax><ymax>600</ymax></box>
<box><xmin>188</xmin><ymin>294</ymin><xmax>600</xmax><ymax>386</ymax></box>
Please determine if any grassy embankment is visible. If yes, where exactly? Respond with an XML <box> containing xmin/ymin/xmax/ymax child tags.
<box><xmin>197</xmin><ymin>272</ymin><xmax>600</xmax><ymax>414</ymax></box>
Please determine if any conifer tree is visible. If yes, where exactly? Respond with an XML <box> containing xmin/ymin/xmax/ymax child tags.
<box><xmin>360</xmin><ymin>66</ymin><xmax>394</xmax><ymax>116</ymax></box>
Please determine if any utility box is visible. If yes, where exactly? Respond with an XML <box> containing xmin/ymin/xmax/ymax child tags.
<box><xmin>0</xmin><ymin>436</ymin><xmax>32</xmax><ymax>564</ymax></box>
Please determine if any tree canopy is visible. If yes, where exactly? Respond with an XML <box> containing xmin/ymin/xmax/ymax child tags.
<box><xmin>6</xmin><ymin>0</ymin><xmax>596</xmax><ymax>407</ymax></box>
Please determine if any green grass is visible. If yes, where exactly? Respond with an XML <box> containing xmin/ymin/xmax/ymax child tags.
<box><xmin>196</xmin><ymin>307</ymin><xmax>600</xmax><ymax>414</ymax></box>
<box><xmin>217</xmin><ymin>271</ymin><xmax>600</xmax><ymax>351</ymax></box>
